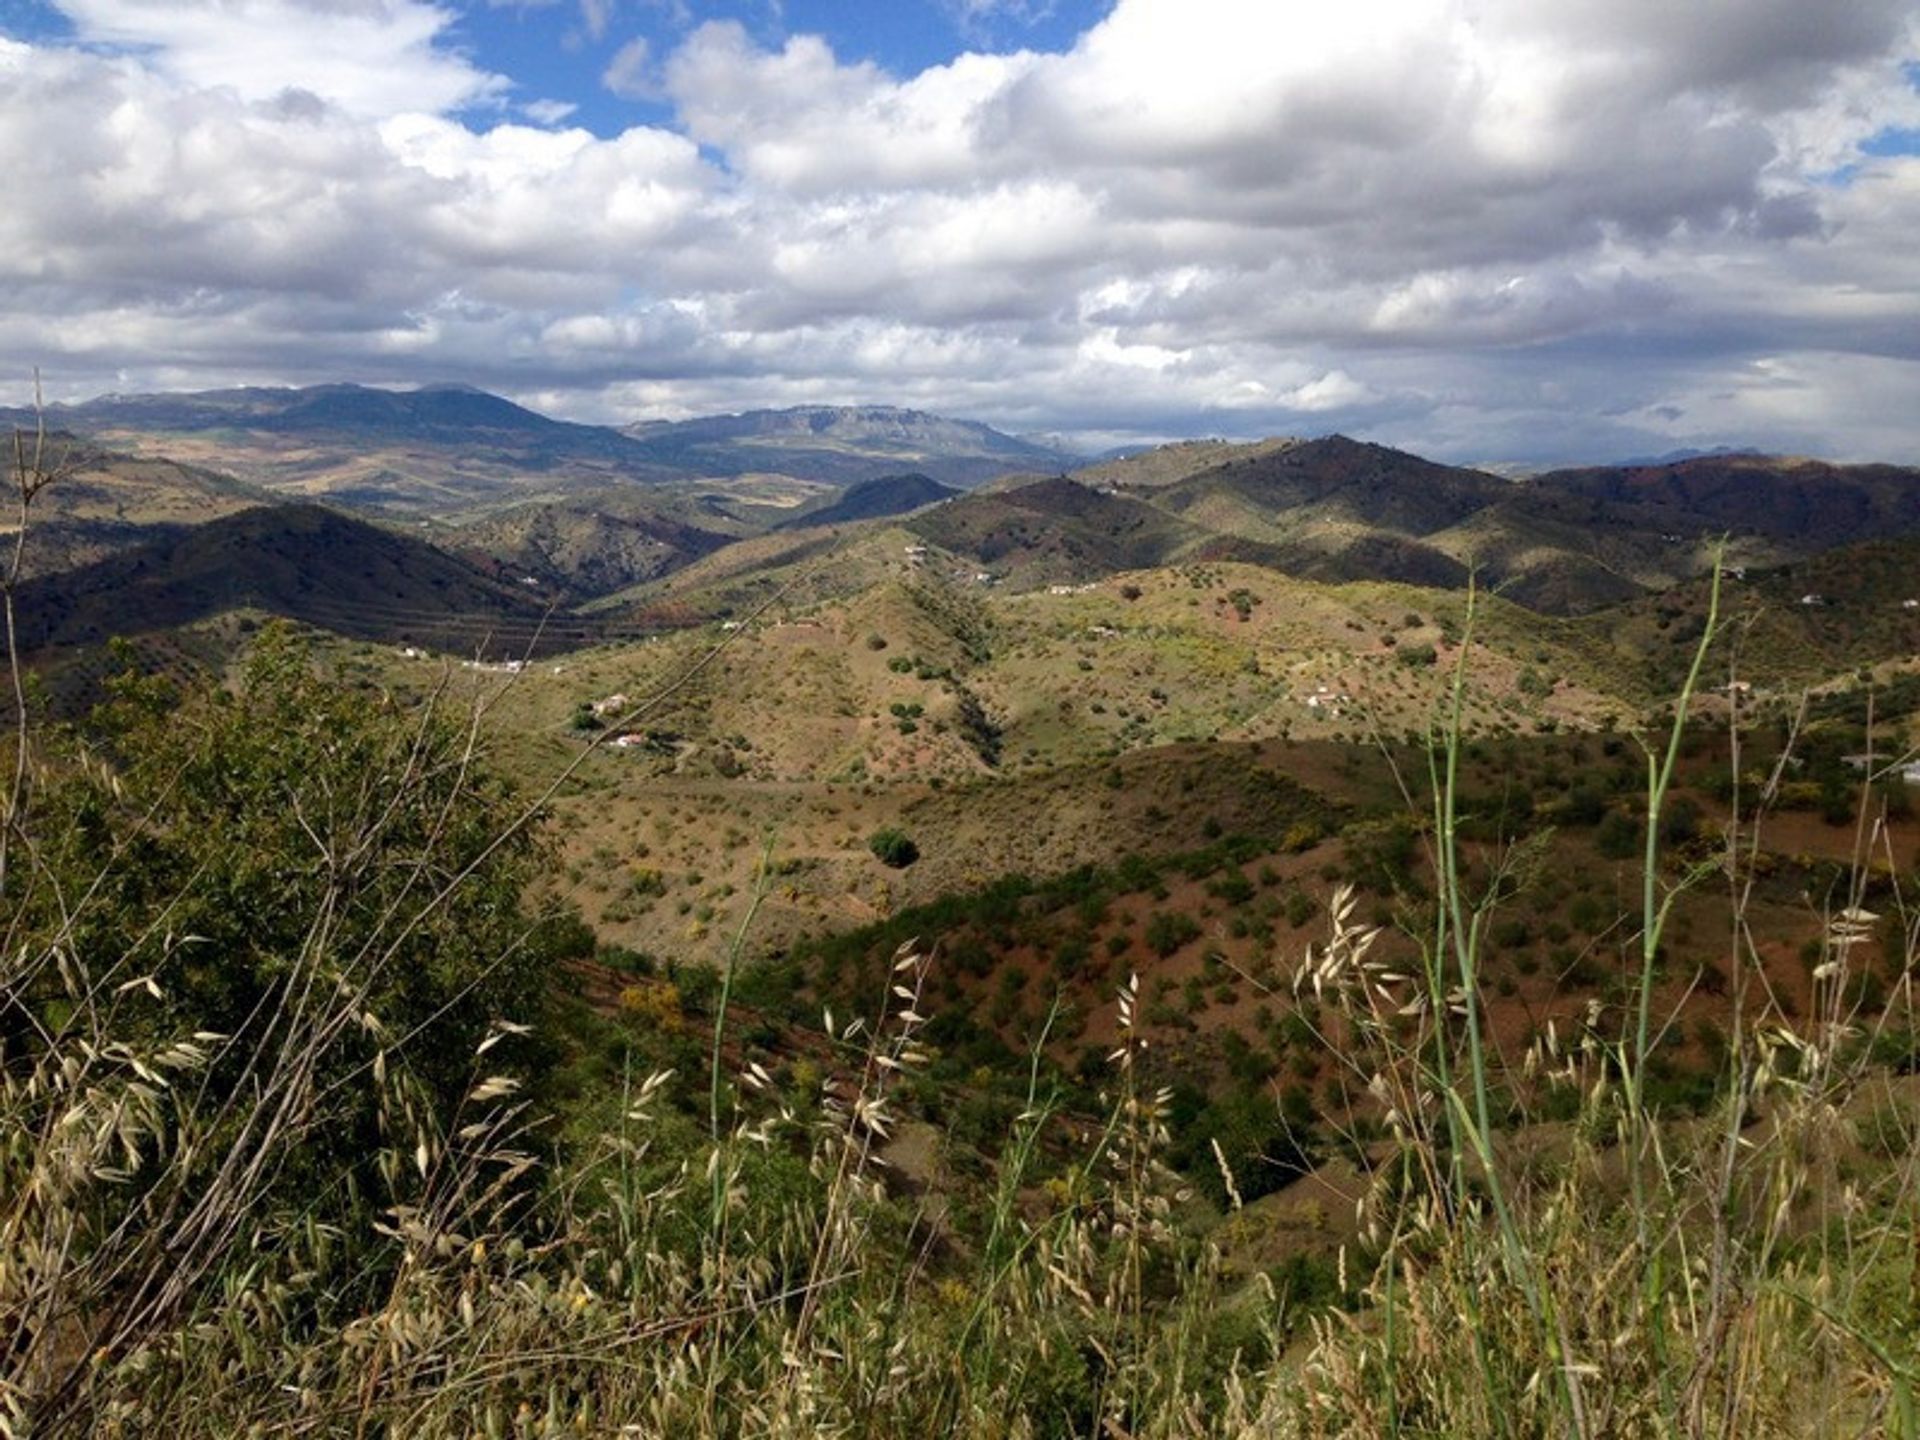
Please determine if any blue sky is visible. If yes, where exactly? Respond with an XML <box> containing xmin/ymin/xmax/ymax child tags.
<box><xmin>555</xmin><ymin>1</ymin><xmax>1106</xmax><ymax>130</ymax></box>
<box><xmin>454</xmin><ymin>2</ymin><xmax>1112</xmax><ymax>136</ymax></box>
<box><xmin>3</xmin><ymin>0</ymin><xmax>1115</xmax><ymax>135</ymax></box>
<box><xmin>1</xmin><ymin>0</ymin><xmax>1918</xmax><ymax>464</ymax></box>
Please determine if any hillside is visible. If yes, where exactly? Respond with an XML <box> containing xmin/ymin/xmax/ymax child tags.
<box><xmin>19</xmin><ymin>425</ymin><xmax>1920</xmax><ymax>1440</ymax></box>
<box><xmin>444</xmin><ymin>493</ymin><xmax>736</xmax><ymax>601</ymax></box>
<box><xmin>14</xmin><ymin>502</ymin><xmax>561</xmax><ymax>656</ymax></box>
<box><xmin>750</xmin><ymin>442</ymin><xmax>1719</xmax><ymax>614</ymax></box>
<box><xmin>578</xmin><ymin>475</ymin><xmax>1228</xmax><ymax>628</ymax></box>
<box><xmin>903</xmin><ymin>475</ymin><xmax>1211</xmax><ymax>584</ymax></box>
<box><xmin>692</xmin><ymin>441</ymin><xmax>1920</xmax><ymax>618</ymax></box>
<box><xmin>1125</xmin><ymin>436</ymin><xmax>1920</xmax><ymax>613</ymax></box>
<box><xmin>1592</xmin><ymin>532</ymin><xmax>1920</xmax><ymax>693</ymax></box>
<box><xmin>354</xmin><ymin>559</ymin><xmax>1633</xmax><ymax>967</ymax></box>
<box><xmin>1155</xmin><ymin>436</ymin><xmax>1509</xmax><ymax>534</ymax></box>
<box><xmin>1150</xmin><ymin>437</ymin><xmax>1665</xmax><ymax>609</ymax></box>
<box><xmin>19</xmin><ymin>389</ymin><xmax>1920</xmax><ymax>625</ymax></box>
<box><xmin>1071</xmin><ymin>436</ymin><xmax>1302</xmax><ymax>490</ymax></box>
<box><xmin>1536</xmin><ymin>452</ymin><xmax>1920</xmax><ymax>548</ymax></box>
<box><xmin>0</xmin><ymin>443</ymin><xmax>271</xmax><ymax>579</ymax></box>
<box><xmin>41</xmin><ymin>381</ymin><xmax>604</xmax><ymax>442</ymax></box>
<box><xmin>638</xmin><ymin>438</ymin><xmax>1705</xmax><ymax>616</ymax></box>
<box><xmin>774</xmin><ymin>472</ymin><xmax>961</xmax><ymax>529</ymax></box>
<box><xmin>585</xmin><ymin>523</ymin><xmax>915</xmax><ymax>627</ymax></box>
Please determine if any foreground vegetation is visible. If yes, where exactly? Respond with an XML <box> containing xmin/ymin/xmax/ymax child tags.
<box><xmin>5</xmin><ymin>434</ymin><xmax>1920</xmax><ymax>1436</ymax></box>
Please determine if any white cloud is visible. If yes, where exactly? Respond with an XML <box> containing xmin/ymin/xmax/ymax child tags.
<box><xmin>3</xmin><ymin>0</ymin><xmax>1920</xmax><ymax>462</ymax></box>
<box><xmin>601</xmin><ymin>36</ymin><xmax>654</xmax><ymax>100</ymax></box>
<box><xmin>665</xmin><ymin>24</ymin><xmax>1034</xmax><ymax>192</ymax></box>
<box><xmin>1282</xmin><ymin>370</ymin><xmax>1374</xmax><ymax>413</ymax></box>
<box><xmin>52</xmin><ymin>0</ymin><xmax>506</xmax><ymax>119</ymax></box>
<box><xmin>578</xmin><ymin>0</ymin><xmax>615</xmax><ymax>42</ymax></box>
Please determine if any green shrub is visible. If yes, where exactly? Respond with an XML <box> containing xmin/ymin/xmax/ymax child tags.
<box><xmin>1145</xmin><ymin>910</ymin><xmax>1202</xmax><ymax>957</ymax></box>
<box><xmin>1595</xmin><ymin>808</ymin><xmax>1640</xmax><ymax>859</ymax></box>
<box><xmin>868</xmin><ymin>827</ymin><xmax>920</xmax><ymax>867</ymax></box>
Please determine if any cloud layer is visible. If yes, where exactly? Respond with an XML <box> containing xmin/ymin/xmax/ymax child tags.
<box><xmin>3</xmin><ymin>0</ymin><xmax>1919</xmax><ymax>463</ymax></box>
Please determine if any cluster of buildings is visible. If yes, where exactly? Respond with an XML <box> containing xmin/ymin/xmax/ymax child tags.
<box><xmin>1303</xmin><ymin>682</ymin><xmax>1353</xmax><ymax>717</ymax></box>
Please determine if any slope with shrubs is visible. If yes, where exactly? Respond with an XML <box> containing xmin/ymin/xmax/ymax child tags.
<box><xmin>7</xmin><ymin>421</ymin><xmax>1919</xmax><ymax>1437</ymax></box>
<box><xmin>1595</xmin><ymin>532</ymin><xmax>1920</xmax><ymax>692</ymax></box>
<box><xmin>347</xmin><ymin>560</ymin><xmax>1633</xmax><ymax>969</ymax></box>
<box><xmin>0</xmin><ymin>444</ymin><xmax>270</xmax><ymax>581</ymax></box>
<box><xmin>8</xmin><ymin>607</ymin><xmax>1916</xmax><ymax>1436</ymax></box>
<box><xmin>444</xmin><ymin>492</ymin><xmax>737</xmax><ymax>601</ymax></box>
<box><xmin>14</xmin><ymin>502</ymin><xmax>559</xmax><ymax>656</ymax></box>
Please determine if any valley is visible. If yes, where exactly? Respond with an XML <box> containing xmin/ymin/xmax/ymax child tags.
<box><xmin>16</xmin><ymin>384</ymin><xmax>1920</xmax><ymax>987</ymax></box>
<box><xmin>11</xmin><ymin>383</ymin><xmax>1920</xmax><ymax>1435</ymax></box>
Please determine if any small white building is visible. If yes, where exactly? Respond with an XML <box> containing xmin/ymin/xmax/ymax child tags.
<box><xmin>1844</xmin><ymin>755</ymin><xmax>1920</xmax><ymax>786</ymax></box>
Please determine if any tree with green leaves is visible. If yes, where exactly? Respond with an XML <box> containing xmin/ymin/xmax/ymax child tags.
<box><xmin>2</xmin><ymin>625</ymin><xmax>578</xmax><ymax>1422</ymax></box>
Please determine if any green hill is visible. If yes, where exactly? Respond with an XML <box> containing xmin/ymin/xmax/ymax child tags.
<box><xmin>15</xmin><ymin>502</ymin><xmax>557</xmax><ymax>655</ymax></box>
<box><xmin>0</xmin><ymin>443</ymin><xmax>271</xmax><ymax>580</ymax></box>
<box><xmin>775</xmin><ymin>472</ymin><xmax>962</xmax><ymax>530</ymax></box>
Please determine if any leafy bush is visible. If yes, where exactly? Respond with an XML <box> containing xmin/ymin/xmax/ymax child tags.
<box><xmin>4</xmin><ymin>626</ymin><xmax>566</xmax><ymax>1423</ymax></box>
<box><xmin>1145</xmin><ymin>910</ymin><xmax>1202</xmax><ymax>957</ymax></box>
<box><xmin>868</xmin><ymin>827</ymin><xmax>921</xmax><ymax>867</ymax></box>
<box><xmin>21</xmin><ymin>629</ymin><xmax>558</xmax><ymax>1115</ymax></box>
<box><xmin>1173</xmin><ymin>1091</ymin><xmax>1314</xmax><ymax>1207</ymax></box>
<box><xmin>1595</xmin><ymin>808</ymin><xmax>1641</xmax><ymax>859</ymax></box>
<box><xmin>1285</xmin><ymin>889</ymin><xmax>1318</xmax><ymax>927</ymax></box>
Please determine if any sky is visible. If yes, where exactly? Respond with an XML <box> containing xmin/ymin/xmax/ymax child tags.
<box><xmin>1</xmin><ymin>0</ymin><xmax>1918</xmax><ymax>465</ymax></box>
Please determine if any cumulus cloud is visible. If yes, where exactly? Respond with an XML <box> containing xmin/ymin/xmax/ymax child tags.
<box><xmin>52</xmin><ymin>0</ymin><xmax>506</xmax><ymax>119</ymax></box>
<box><xmin>1281</xmin><ymin>370</ymin><xmax>1374</xmax><ymax>413</ymax></box>
<box><xmin>2</xmin><ymin>0</ymin><xmax>1919</xmax><ymax>462</ymax></box>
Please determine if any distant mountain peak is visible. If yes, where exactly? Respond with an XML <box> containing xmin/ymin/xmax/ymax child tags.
<box><xmin>1606</xmin><ymin>445</ymin><xmax>1774</xmax><ymax>468</ymax></box>
<box><xmin>615</xmin><ymin>403</ymin><xmax>1084</xmax><ymax>487</ymax></box>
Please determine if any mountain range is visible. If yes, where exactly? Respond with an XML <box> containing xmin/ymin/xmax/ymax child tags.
<box><xmin>2</xmin><ymin>385</ymin><xmax>1080</xmax><ymax>513</ymax></box>
<box><xmin>11</xmin><ymin>382</ymin><xmax>1920</xmax><ymax>703</ymax></box>
<box><xmin>619</xmin><ymin>405</ymin><xmax>1079</xmax><ymax>487</ymax></box>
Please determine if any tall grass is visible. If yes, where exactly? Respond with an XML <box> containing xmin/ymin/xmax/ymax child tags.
<box><xmin>1283</xmin><ymin>569</ymin><xmax>1920</xmax><ymax>1438</ymax></box>
<box><xmin>4</xmin><ymin>415</ymin><xmax>1916</xmax><ymax>1439</ymax></box>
